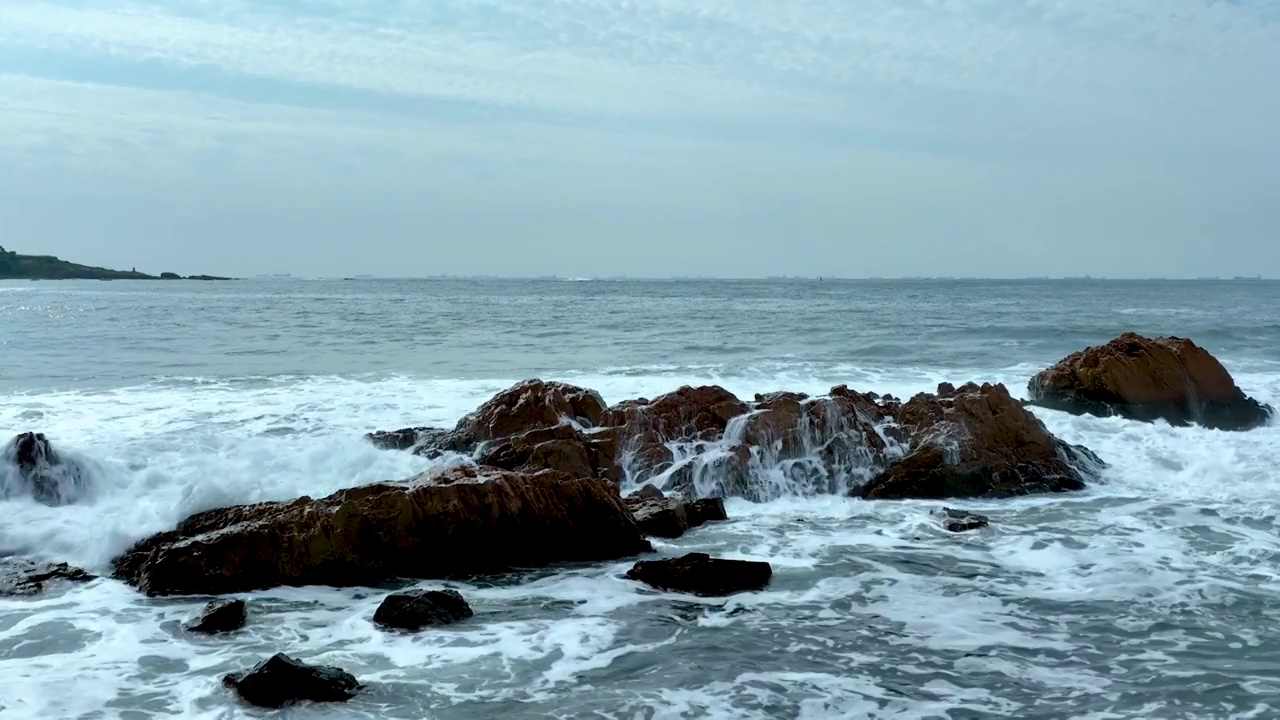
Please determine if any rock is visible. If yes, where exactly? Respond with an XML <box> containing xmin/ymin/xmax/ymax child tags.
<box><xmin>937</xmin><ymin>507</ymin><xmax>989</xmax><ymax>532</ymax></box>
<box><xmin>687</xmin><ymin>498</ymin><xmax>728</xmax><ymax>526</ymax></box>
<box><xmin>475</xmin><ymin>424</ymin><xmax>619</xmax><ymax>481</ymax></box>
<box><xmin>859</xmin><ymin>382</ymin><xmax>1099</xmax><ymax>500</ymax></box>
<box><xmin>364</xmin><ymin>427</ymin><xmax>446</xmax><ymax>452</ymax></box>
<box><xmin>633</xmin><ymin>484</ymin><xmax>664</xmax><ymax>500</ymax></box>
<box><xmin>624</xmin><ymin>493</ymin><xmax>726</xmax><ymax>539</ymax></box>
<box><xmin>664</xmin><ymin>444</ymin><xmax>755</xmax><ymax>499</ymax></box>
<box><xmin>373</xmin><ymin>588</ymin><xmax>473</xmax><ymax>631</ymax></box>
<box><xmin>223</xmin><ymin>653</ymin><xmax>360</xmax><ymax>708</ymax></box>
<box><xmin>187</xmin><ymin>599</ymin><xmax>247</xmax><ymax>634</ymax></box>
<box><xmin>626</xmin><ymin>553</ymin><xmax>773</xmax><ymax>596</ymax></box>
<box><xmin>606</xmin><ymin>386</ymin><xmax>749</xmax><ymax>481</ymax></box>
<box><xmin>0</xmin><ymin>558</ymin><xmax>95</xmax><ymax>597</ymax></box>
<box><xmin>1028</xmin><ymin>333</ymin><xmax>1273</xmax><ymax>431</ymax></box>
<box><xmin>2</xmin><ymin>432</ymin><xmax>89</xmax><ymax>505</ymax></box>
<box><xmin>159</xmin><ymin>272</ymin><xmax>182</xmax><ymax>280</ymax></box>
<box><xmin>112</xmin><ymin>465</ymin><xmax>652</xmax><ymax>596</ymax></box>
<box><xmin>451</xmin><ymin>379</ymin><xmax>608</xmax><ymax>449</ymax></box>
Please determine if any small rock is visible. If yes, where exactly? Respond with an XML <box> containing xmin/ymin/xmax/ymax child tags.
<box><xmin>686</xmin><ymin>498</ymin><xmax>728</xmax><ymax>526</ymax></box>
<box><xmin>187</xmin><ymin>599</ymin><xmax>247</xmax><ymax>634</ymax></box>
<box><xmin>0</xmin><ymin>558</ymin><xmax>94</xmax><ymax>597</ymax></box>
<box><xmin>938</xmin><ymin>508</ymin><xmax>989</xmax><ymax>533</ymax></box>
<box><xmin>634</xmin><ymin>484</ymin><xmax>665</xmax><ymax>500</ymax></box>
<box><xmin>625</xmin><ymin>496</ymin><xmax>728</xmax><ymax>539</ymax></box>
<box><xmin>626</xmin><ymin>552</ymin><xmax>772</xmax><ymax>596</ymax></box>
<box><xmin>373</xmin><ymin>589</ymin><xmax>473</xmax><ymax>631</ymax></box>
<box><xmin>223</xmin><ymin>653</ymin><xmax>360</xmax><ymax>708</ymax></box>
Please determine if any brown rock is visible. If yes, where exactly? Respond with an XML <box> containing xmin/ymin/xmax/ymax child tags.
<box><xmin>111</xmin><ymin>465</ymin><xmax>652</xmax><ymax>596</ymax></box>
<box><xmin>626</xmin><ymin>553</ymin><xmax>773</xmax><ymax>596</ymax></box>
<box><xmin>605</xmin><ymin>386</ymin><xmax>750</xmax><ymax>483</ymax></box>
<box><xmin>1028</xmin><ymin>333</ymin><xmax>1273</xmax><ymax>430</ymax></box>
<box><xmin>411</xmin><ymin>380</ymin><xmax>609</xmax><ymax>454</ymax></box>
<box><xmin>860</xmin><ymin>382</ymin><xmax>1100</xmax><ymax>500</ymax></box>
<box><xmin>476</xmin><ymin>424</ymin><xmax>599</xmax><ymax>479</ymax></box>
<box><xmin>623</xmin><ymin>495</ymin><xmax>728</xmax><ymax>539</ymax></box>
<box><xmin>364</xmin><ymin>427</ymin><xmax>447</xmax><ymax>452</ymax></box>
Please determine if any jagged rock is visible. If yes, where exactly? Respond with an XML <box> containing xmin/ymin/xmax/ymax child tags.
<box><xmin>187</xmin><ymin>599</ymin><xmax>247</xmax><ymax>634</ymax></box>
<box><xmin>0</xmin><ymin>558</ymin><xmax>95</xmax><ymax>597</ymax></box>
<box><xmin>1028</xmin><ymin>333</ymin><xmax>1273</xmax><ymax>430</ymax></box>
<box><xmin>624</xmin><ymin>496</ymin><xmax>728</xmax><ymax>539</ymax></box>
<box><xmin>2</xmin><ymin>432</ymin><xmax>89</xmax><ymax>505</ymax></box>
<box><xmin>634</xmin><ymin>484</ymin><xmax>664</xmax><ymax>500</ymax></box>
<box><xmin>626</xmin><ymin>553</ymin><xmax>773</xmax><ymax>596</ymax></box>
<box><xmin>859</xmin><ymin>382</ymin><xmax>1100</xmax><ymax>500</ymax></box>
<box><xmin>223</xmin><ymin>654</ymin><xmax>360</xmax><ymax>708</ymax></box>
<box><xmin>112</xmin><ymin>465</ymin><xmax>652</xmax><ymax>596</ymax></box>
<box><xmin>364</xmin><ymin>427</ymin><xmax>447</xmax><ymax>452</ymax></box>
<box><xmin>373</xmin><ymin>589</ymin><xmax>473</xmax><ymax>631</ymax></box>
<box><xmin>938</xmin><ymin>508</ymin><xmax>989</xmax><ymax>532</ymax></box>
<box><xmin>475</xmin><ymin>424</ymin><xmax>620</xmax><ymax>481</ymax></box>
<box><xmin>606</xmin><ymin>386</ymin><xmax>749</xmax><ymax>480</ymax></box>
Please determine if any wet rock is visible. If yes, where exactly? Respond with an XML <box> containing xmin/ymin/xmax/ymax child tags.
<box><xmin>606</xmin><ymin>386</ymin><xmax>749</xmax><ymax>482</ymax></box>
<box><xmin>0</xmin><ymin>558</ymin><xmax>95</xmax><ymax>597</ymax></box>
<box><xmin>223</xmin><ymin>653</ymin><xmax>360</xmax><ymax>708</ymax></box>
<box><xmin>938</xmin><ymin>508</ymin><xmax>989</xmax><ymax>533</ymax></box>
<box><xmin>112</xmin><ymin>465</ymin><xmax>652</xmax><ymax>596</ymax></box>
<box><xmin>2</xmin><ymin>432</ymin><xmax>89</xmax><ymax>505</ymax></box>
<box><xmin>1028</xmin><ymin>333</ymin><xmax>1273</xmax><ymax>431</ymax></box>
<box><xmin>476</xmin><ymin>424</ymin><xmax>620</xmax><ymax>481</ymax></box>
<box><xmin>626</xmin><ymin>553</ymin><xmax>773</xmax><ymax>596</ymax></box>
<box><xmin>664</xmin><ymin>444</ymin><xmax>754</xmax><ymax>499</ymax></box>
<box><xmin>450</xmin><ymin>379</ymin><xmax>608</xmax><ymax>450</ymax></box>
<box><xmin>373</xmin><ymin>589</ymin><xmax>473</xmax><ymax>631</ymax></box>
<box><xmin>633</xmin><ymin>484</ymin><xmax>664</xmax><ymax>500</ymax></box>
<box><xmin>364</xmin><ymin>427</ymin><xmax>447</xmax><ymax>452</ymax></box>
<box><xmin>187</xmin><ymin>599</ymin><xmax>247</xmax><ymax>634</ymax></box>
<box><xmin>624</xmin><ymin>496</ymin><xmax>728</xmax><ymax>539</ymax></box>
<box><xmin>859</xmin><ymin>382</ymin><xmax>1099</xmax><ymax>500</ymax></box>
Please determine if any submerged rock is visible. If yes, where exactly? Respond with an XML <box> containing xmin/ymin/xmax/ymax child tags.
<box><xmin>112</xmin><ymin>465</ymin><xmax>652</xmax><ymax>596</ymax></box>
<box><xmin>624</xmin><ymin>495</ymin><xmax>728</xmax><ymax>539</ymax></box>
<box><xmin>2</xmin><ymin>432</ymin><xmax>89</xmax><ymax>505</ymax></box>
<box><xmin>1028</xmin><ymin>332</ymin><xmax>1273</xmax><ymax>431</ymax></box>
<box><xmin>626</xmin><ymin>553</ymin><xmax>773</xmax><ymax>596</ymax></box>
<box><xmin>364</xmin><ymin>427</ymin><xmax>447</xmax><ymax>452</ymax></box>
<box><xmin>373</xmin><ymin>589</ymin><xmax>473</xmax><ymax>631</ymax></box>
<box><xmin>937</xmin><ymin>508</ymin><xmax>989</xmax><ymax>533</ymax></box>
<box><xmin>0</xmin><ymin>558</ymin><xmax>95</xmax><ymax>597</ymax></box>
<box><xmin>187</xmin><ymin>599</ymin><xmax>247</xmax><ymax>634</ymax></box>
<box><xmin>860</xmin><ymin>382</ymin><xmax>1099</xmax><ymax>500</ymax></box>
<box><xmin>223</xmin><ymin>653</ymin><xmax>360</xmax><ymax>708</ymax></box>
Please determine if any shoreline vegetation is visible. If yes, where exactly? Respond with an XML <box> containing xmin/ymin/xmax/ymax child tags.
<box><xmin>0</xmin><ymin>246</ymin><xmax>232</xmax><ymax>281</ymax></box>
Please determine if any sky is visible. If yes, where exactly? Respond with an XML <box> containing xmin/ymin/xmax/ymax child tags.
<box><xmin>0</xmin><ymin>1</ymin><xmax>1277</xmax><ymax>279</ymax></box>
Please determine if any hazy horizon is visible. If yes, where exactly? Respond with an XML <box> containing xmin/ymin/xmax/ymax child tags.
<box><xmin>2</xmin><ymin>1</ymin><xmax>1277</xmax><ymax>279</ymax></box>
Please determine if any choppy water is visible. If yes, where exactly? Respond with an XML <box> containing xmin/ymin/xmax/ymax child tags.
<box><xmin>2</xmin><ymin>278</ymin><xmax>1279</xmax><ymax>719</ymax></box>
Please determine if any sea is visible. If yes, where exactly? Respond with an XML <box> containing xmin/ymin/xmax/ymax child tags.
<box><xmin>1</xmin><ymin>277</ymin><xmax>1279</xmax><ymax>719</ymax></box>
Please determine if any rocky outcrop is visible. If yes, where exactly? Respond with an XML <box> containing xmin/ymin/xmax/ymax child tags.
<box><xmin>0</xmin><ymin>558</ymin><xmax>95</xmax><ymax>597</ymax></box>
<box><xmin>442</xmin><ymin>380</ymin><xmax>607</xmax><ymax>451</ymax></box>
<box><xmin>1028</xmin><ymin>333</ymin><xmax>1273</xmax><ymax>431</ymax></box>
<box><xmin>605</xmin><ymin>386</ymin><xmax>749</xmax><ymax>480</ymax></box>
<box><xmin>364</xmin><ymin>427</ymin><xmax>447</xmax><ymax>452</ymax></box>
<box><xmin>626</xmin><ymin>553</ymin><xmax>773</xmax><ymax>596</ymax></box>
<box><xmin>859</xmin><ymin>382</ymin><xmax>1099</xmax><ymax>500</ymax></box>
<box><xmin>2</xmin><ymin>432</ymin><xmax>89</xmax><ymax>506</ymax></box>
<box><xmin>224</xmin><ymin>654</ymin><xmax>360</xmax><ymax>708</ymax></box>
<box><xmin>623</xmin><ymin>491</ymin><xmax>728</xmax><ymax>539</ymax></box>
<box><xmin>187</xmin><ymin>599</ymin><xmax>247</xmax><ymax>634</ymax></box>
<box><xmin>373</xmin><ymin>589</ymin><xmax>473</xmax><ymax>631</ymax></box>
<box><xmin>476</xmin><ymin>424</ymin><xmax>621</xmax><ymax>481</ymax></box>
<box><xmin>112</xmin><ymin>465</ymin><xmax>652</xmax><ymax>596</ymax></box>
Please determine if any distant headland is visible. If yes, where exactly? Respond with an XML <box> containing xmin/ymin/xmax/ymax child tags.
<box><xmin>0</xmin><ymin>246</ymin><xmax>232</xmax><ymax>281</ymax></box>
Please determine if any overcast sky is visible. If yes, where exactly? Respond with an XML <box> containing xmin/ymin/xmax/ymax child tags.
<box><xmin>1</xmin><ymin>1</ymin><xmax>1277</xmax><ymax>278</ymax></box>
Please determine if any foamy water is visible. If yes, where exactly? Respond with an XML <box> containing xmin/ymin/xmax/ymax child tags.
<box><xmin>3</xmin><ymin>278</ymin><xmax>1280</xmax><ymax>718</ymax></box>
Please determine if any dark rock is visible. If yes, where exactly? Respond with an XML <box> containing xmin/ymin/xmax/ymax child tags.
<box><xmin>2</xmin><ymin>433</ymin><xmax>88</xmax><ymax>505</ymax></box>
<box><xmin>451</xmin><ymin>379</ymin><xmax>607</xmax><ymax>449</ymax></box>
<box><xmin>223</xmin><ymin>653</ymin><xmax>360</xmax><ymax>708</ymax></box>
<box><xmin>606</xmin><ymin>386</ymin><xmax>749</xmax><ymax>483</ymax></box>
<box><xmin>112</xmin><ymin>465</ymin><xmax>652</xmax><ymax>596</ymax></box>
<box><xmin>859</xmin><ymin>382</ymin><xmax>1099</xmax><ymax>500</ymax></box>
<box><xmin>626</xmin><ymin>553</ymin><xmax>772</xmax><ymax>596</ymax></box>
<box><xmin>623</xmin><ymin>495</ymin><xmax>727</xmax><ymax>539</ymax></box>
<box><xmin>365</xmin><ymin>427</ymin><xmax>447</xmax><ymax>452</ymax></box>
<box><xmin>186</xmin><ymin>275</ymin><xmax>233</xmax><ymax>281</ymax></box>
<box><xmin>938</xmin><ymin>508</ymin><xmax>989</xmax><ymax>532</ymax></box>
<box><xmin>373</xmin><ymin>589</ymin><xmax>473</xmax><ymax>631</ymax></box>
<box><xmin>187</xmin><ymin>599</ymin><xmax>247</xmax><ymax>634</ymax></box>
<box><xmin>160</xmin><ymin>272</ymin><xmax>182</xmax><ymax>280</ymax></box>
<box><xmin>633</xmin><ymin>484</ymin><xmax>665</xmax><ymax>500</ymax></box>
<box><xmin>475</xmin><ymin>424</ymin><xmax>619</xmax><ymax>480</ymax></box>
<box><xmin>1028</xmin><ymin>333</ymin><xmax>1273</xmax><ymax>430</ymax></box>
<box><xmin>0</xmin><ymin>558</ymin><xmax>95</xmax><ymax>597</ymax></box>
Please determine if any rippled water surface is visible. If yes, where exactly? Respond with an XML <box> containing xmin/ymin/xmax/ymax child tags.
<box><xmin>2</xmin><ymin>278</ymin><xmax>1279</xmax><ymax>719</ymax></box>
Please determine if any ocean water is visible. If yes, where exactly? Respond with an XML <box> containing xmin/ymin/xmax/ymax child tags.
<box><xmin>1</xmin><ymin>277</ymin><xmax>1279</xmax><ymax>719</ymax></box>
